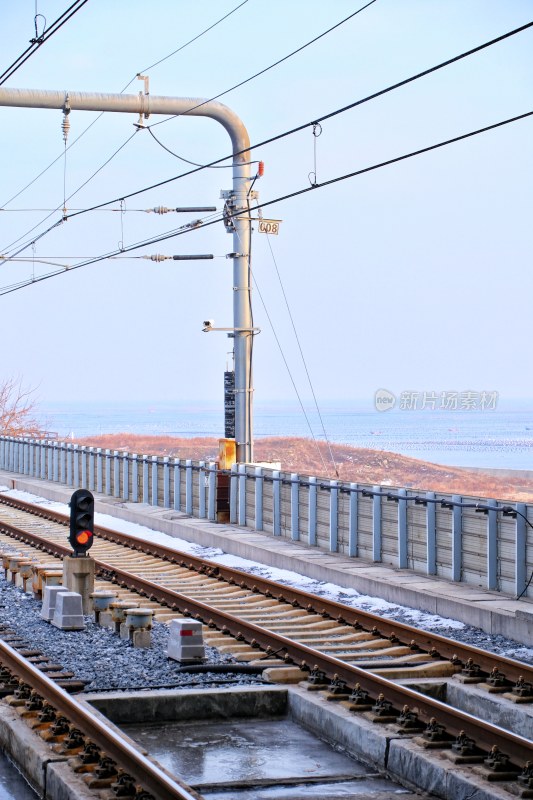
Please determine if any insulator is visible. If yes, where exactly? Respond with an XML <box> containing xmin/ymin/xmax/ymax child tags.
<box><xmin>142</xmin><ymin>254</ymin><xmax>170</xmax><ymax>262</ymax></box>
<box><xmin>258</xmin><ymin>161</ymin><xmax>265</xmax><ymax>177</ymax></box>
<box><xmin>62</xmin><ymin>112</ymin><xmax>70</xmax><ymax>144</ymax></box>
<box><xmin>148</xmin><ymin>206</ymin><xmax>171</xmax><ymax>215</ymax></box>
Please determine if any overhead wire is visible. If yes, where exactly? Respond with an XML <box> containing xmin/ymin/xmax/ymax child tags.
<box><xmin>0</xmin><ymin>129</ymin><xmax>140</xmax><ymax>259</ymax></box>
<box><xmin>236</xmin><ymin>210</ymin><xmax>332</xmax><ymax>477</ymax></box>
<box><xmin>1</xmin><ymin>106</ymin><xmax>530</xmax><ymax>297</ymax></box>
<box><xmin>58</xmin><ymin>19</ymin><xmax>533</xmax><ymax>222</ymax></box>
<box><xmin>0</xmin><ymin>0</ymin><xmax>90</xmax><ymax>87</ymax></box>
<box><xmin>146</xmin><ymin>0</ymin><xmax>378</xmax><ymax>129</ymax></box>
<box><xmin>0</xmin><ymin>0</ymin><xmax>252</xmax><ymax>251</ymax></box>
<box><xmin>147</xmin><ymin>126</ymin><xmax>257</xmax><ymax>168</ymax></box>
<box><xmin>2</xmin><ymin>0</ymin><xmax>377</xmax><ymax>230</ymax></box>
<box><xmin>262</xmin><ymin>225</ymin><xmax>339</xmax><ymax>477</ymax></box>
<box><xmin>4</xmin><ymin>5</ymin><xmax>527</xmax><ymax>262</ymax></box>
<box><xmin>140</xmin><ymin>0</ymin><xmax>251</xmax><ymax>73</ymax></box>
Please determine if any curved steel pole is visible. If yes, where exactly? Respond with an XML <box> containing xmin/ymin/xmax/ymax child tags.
<box><xmin>0</xmin><ymin>87</ymin><xmax>253</xmax><ymax>463</ymax></box>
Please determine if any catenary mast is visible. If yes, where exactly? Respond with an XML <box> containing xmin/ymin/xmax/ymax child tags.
<box><xmin>0</xmin><ymin>87</ymin><xmax>254</xmax><ymax>463</ymax></box>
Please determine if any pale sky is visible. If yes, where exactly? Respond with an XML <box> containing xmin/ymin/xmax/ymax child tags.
<box><xmin>0</xmin><ymin>0</ymin><xmax>531</xmax><ymax>410</ymax></box>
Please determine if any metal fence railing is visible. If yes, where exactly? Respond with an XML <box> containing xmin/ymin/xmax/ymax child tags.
<box><xmin>1</xmin><ymin>436</ymin><xmax>531</xmax><ymax>600</ymax></box>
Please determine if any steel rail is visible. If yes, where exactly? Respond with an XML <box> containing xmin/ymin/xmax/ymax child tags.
<box><xmin>1</xmin><ymin>504</ymin><xmax>531</xmax><ymax>765</ymax></box>
<box><xmin>1</xmin><ymin>494</ymin><xmax>532</xmax><ymax>685</ymax></box>
<box><xmin>94</xmin><ymin>564</ymin><xmax>533</xmax><ymax>766</ymax></box>
<box><xmin>0</xmin><ymin>639</ymin><xmax>203</xmax><ymax>800</ymax></box>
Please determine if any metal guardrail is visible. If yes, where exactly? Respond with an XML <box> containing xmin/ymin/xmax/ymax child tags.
<box><xmin>0</xmin><ymin>436</ymin><xmax>531</xmax><ymax>599</ymax></box>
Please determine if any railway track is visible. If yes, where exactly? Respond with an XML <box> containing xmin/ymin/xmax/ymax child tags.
<box><xmin>0</xmin><ymin>636</ymin><xmax>203</xmax><ymax>800</ymax></box>
<box><xmin>1</xmin><ymin>492</ymin><xmax>533</xmax><ymax>787</ymax></box>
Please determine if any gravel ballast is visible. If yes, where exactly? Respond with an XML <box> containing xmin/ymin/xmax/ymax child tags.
<box><xmin>0</xmin><ymin>576</ymin><xmax>265</xmax><ymax>692</ymax></box>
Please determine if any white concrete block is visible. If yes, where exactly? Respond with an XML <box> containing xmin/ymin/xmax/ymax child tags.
<box><xmin>167</xmin><ymin>618</ymin><xmax>205</xmax><ymax>663</ymax></box>
<box><xmin>51</xmin><ymin>591</ymin><xmax>85</xmax><ymax>630</ymax></box>
<box><xmin>41</xmin><ymin>586</ymin><xmax>69</xmax><ymax>622</ymax></box>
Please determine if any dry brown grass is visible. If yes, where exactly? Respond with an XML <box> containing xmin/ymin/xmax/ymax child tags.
<box><xmin>74</xmin><ymin>433</ymin><xmax>532</xmax><ymax>502</ymax></box>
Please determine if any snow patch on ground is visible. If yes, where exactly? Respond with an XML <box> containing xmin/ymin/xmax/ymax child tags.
<box><xmin>4</xmin><ymin>487</ymin><xmax>533</xmax><ymax>664</ymax></box>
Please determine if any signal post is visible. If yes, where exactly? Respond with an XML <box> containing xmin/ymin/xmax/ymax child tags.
<box><xmin>63</xmin><ymin>488</ymin><xmax>95</xmax><ymax>613</ymax></box>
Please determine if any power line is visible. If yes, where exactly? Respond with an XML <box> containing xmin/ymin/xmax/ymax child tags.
<box><xmin>0</xmin><ymin>0</ymin><xmax>252</xmax><ymax>247</ymax></box>
<box><xmin>147</xmin><ymin>0</ymin><xmax>378</xmax><ymax>129</ymax></box>
<box><xmin>1</xmin><ymin>107</ymin><xmax>530</xmax><ymax>297</ymax></box>
<box><xmin>0</xmin><ymin>0</ymin><xmax>90</xmax><ymax>87</ymax></box>
<box><xmin>1</xmin><ymin>0</ymin><xmax>375</xmax><ymax>252</ymax></box>
<box><xmin>0</xmin><ymin>130</ymin><xmax>139</xmax><ymax>257</ymax></box>
<box><xmin>60</xmin><ymin>20</ymin><xmax>533</xmax><ymax>222</ymax></box>
<box><xmin>140</xmin><ymin>0</ymin><xmax>251</xmax><ymax>74</ymax></box>
<box><xmin>262</xmin><ymin>226</ymin><xmax>339</xmax><ymax>477</ymax></box>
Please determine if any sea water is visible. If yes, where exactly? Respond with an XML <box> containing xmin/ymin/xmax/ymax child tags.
<box><xmin>35</xmin><ymin>400</ymin><xmax>533</xmax><ymax>471</ymax></box>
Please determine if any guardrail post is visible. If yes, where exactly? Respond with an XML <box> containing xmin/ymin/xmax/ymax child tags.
<box><xmin>13</xmin><ymin>439</ymin><xmax>19</xmax><ymax>473</ymax></box>
<box><xmin>185</xmin><ymin>459</ymin><xmax>193</xmax><ymax>514</ymax></box>
<box><xmin>29</xmin><ymin>439</ymin><xmax>34</xmax><ymax>476</ymax></box>
<box><xmin>291</xmin><ymin>473</ymin><xmax>299</xmax><ymax>540</ymax></box>
<box><xmin>74</xmin><ymin>445</ymin><xmax>80</xmax><ymax>487</ymax></box>
<box><xmin>151</xmin><ymin>456</ymin><xmax>158</xmax><ymax>506</ymax></box>
<box><xmin>30</xmin><ymin>439</ymin><xmax>39</xmax><ymax>478</ymax></box>
<box><xmin>198</xmin><ymin>461</ymin><xmax>206</xmax><ymax>518</ymax></box>
<box><xmin>163</xmin><ymin>457</ymin><xmax>170</xmax><ymax>508</ymax></box>
<box><xmin>88</xmin><ymin>448</ymin><xmax>95</xmax><ymax>491</ymax></box>
<box><xmin>230</xmin><ymin>463</ymin><xmax>238</xmax><ymax>524</ymax></box>
<box><xmin>41</xmin><ymin>439</ymin><xmax>47</xmax><ymax>477</ymax></box>
<box><xmin>131</xmin><ymin>454</ymin><xmax>138</xmax><ymax>503</ymax></box>
<box><xmin>173</xmin><ymin>459</ymin><xmax>181</xmax><ymax>511</ymax></box>
<box><xmin>372</xmin><ymin>486</ymin><xmax>382</xmax><ymax>562</ymax></box>
<box><xmin>426</xmin><ymin>492</ymin><xmax>436</xmax><ymax>574</ymax></box>
<box><xmin>452</xmin><ymin>494</ymin><xmax>462</xmax><ymax>581</ymax></box>
<box><xmin>142</xmin><ymin>456</ymin><xmax>149</xmax><ymax>504</ymax></box>
<box><xmin>308</xmin><ymin>476</ymin><xmax>317</xmax><ymax>546</ymax></box>
<box><xmin>96</xmin><ymin>448</ymin><xmax>103</xmax><ymax>493</ymax></box>
<box><xmin>53</xmin><ymin>442</ymin><xmax>60</xmax><ymax>482</ymax></box>
<box><xmin>114</xmin><ymin>451</ymin><xmax>120</xmax><ymax>498</ymax></box>
<box><xmin>487</xmin><ymin>500</ymin><xmax>498</xmax><ymax>591</ymax></box>
<box><xmin>348</xmin><ymin>483</ymin><xmax>358</xmax><ymax>557</ymax></box>
<box><xmin>255</xmin><ymin>466</ymin><xmax>263</xmax><ymax>531</ymax></box>
<box><xmin>59</xmin><ymin>442</ymin><xmax>66</xmax><ymax>483</ymax></box>
<box><xmin>330</xmin><ymin>479</ymin><xmax>339</xmax><ymax>552</ymax></box>
<box><xmin>122</xmin><ymin>453</ymin><xmax>129</xmax><ymax>500</ymax></box>
<box><xmin>0</xmin><ymin>438</ymin><xmax>4</xmax><ymax>469</ymax></box>
<box><xmin>398</xmin><ymin>488</ymin><xmax>408</xmax><ymax>569</ymax></box>
<box><xmin>80</xmin><ymin>446</ymin><xmax>87</xmax><ymax>488</ymax></box>
<box><xmin>238</xmin><ymin>464</ymin><xmax>246</xmax><ymax>525</ymax></box>
<box><xmin>273</xmin><ymin>470</ymin><xmax>281</xmax><ymax>536</ymax></box>
<box><xmin>516</xmin><ymin>503</ymin><xmax>527</xmax><ymax>598</ymax></box>
<box><xmin>105</xmin><ymin>449</ymin><xmax>111</xmax><ymax>495</ymax></box>
<box><xmin>23</xmin><ymin>439</ymin><xmax>29</xmax><ymax>475</ymax></box>
<box><xmin>207</xmin><ymin>462</ymin><xmax>216</xmax><ymax>521</ymax></box>
<box><xmin>66</xmin><ymin>444</ymin><xmax>73</xmax><ymax>486</ymax></box>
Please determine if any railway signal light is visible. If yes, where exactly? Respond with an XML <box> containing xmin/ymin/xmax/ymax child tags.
<box><xmin>69</xmin><ymin>489</ymin><xmax>94</xmax><ymax>556</ymax></box>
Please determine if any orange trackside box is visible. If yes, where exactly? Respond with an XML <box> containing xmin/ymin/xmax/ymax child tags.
<box><xmin>218</xmin><ymin>438</ymin><xmax>236</xmax><ymax>470</ymax></box>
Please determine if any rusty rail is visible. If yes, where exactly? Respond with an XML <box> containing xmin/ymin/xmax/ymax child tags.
<box><xmin>1</xmin><ymin>493</ymin><xmax>531</xmax><ymax>685</ymax></box>
<box><xmin>0</xmin><ymin>639</ymin><xmax>203</xmax><ymax>800</ymax></box>
<box><xmin>1</xmin><ymin>494</ymin><xmax>533</xmax><ymax>766</ymax></box>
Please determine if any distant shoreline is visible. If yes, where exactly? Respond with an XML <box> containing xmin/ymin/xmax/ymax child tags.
<box><xmin>73</xmin><ymin>433</ymin><xmax>533</xmax><ymax>502</ymax></box>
